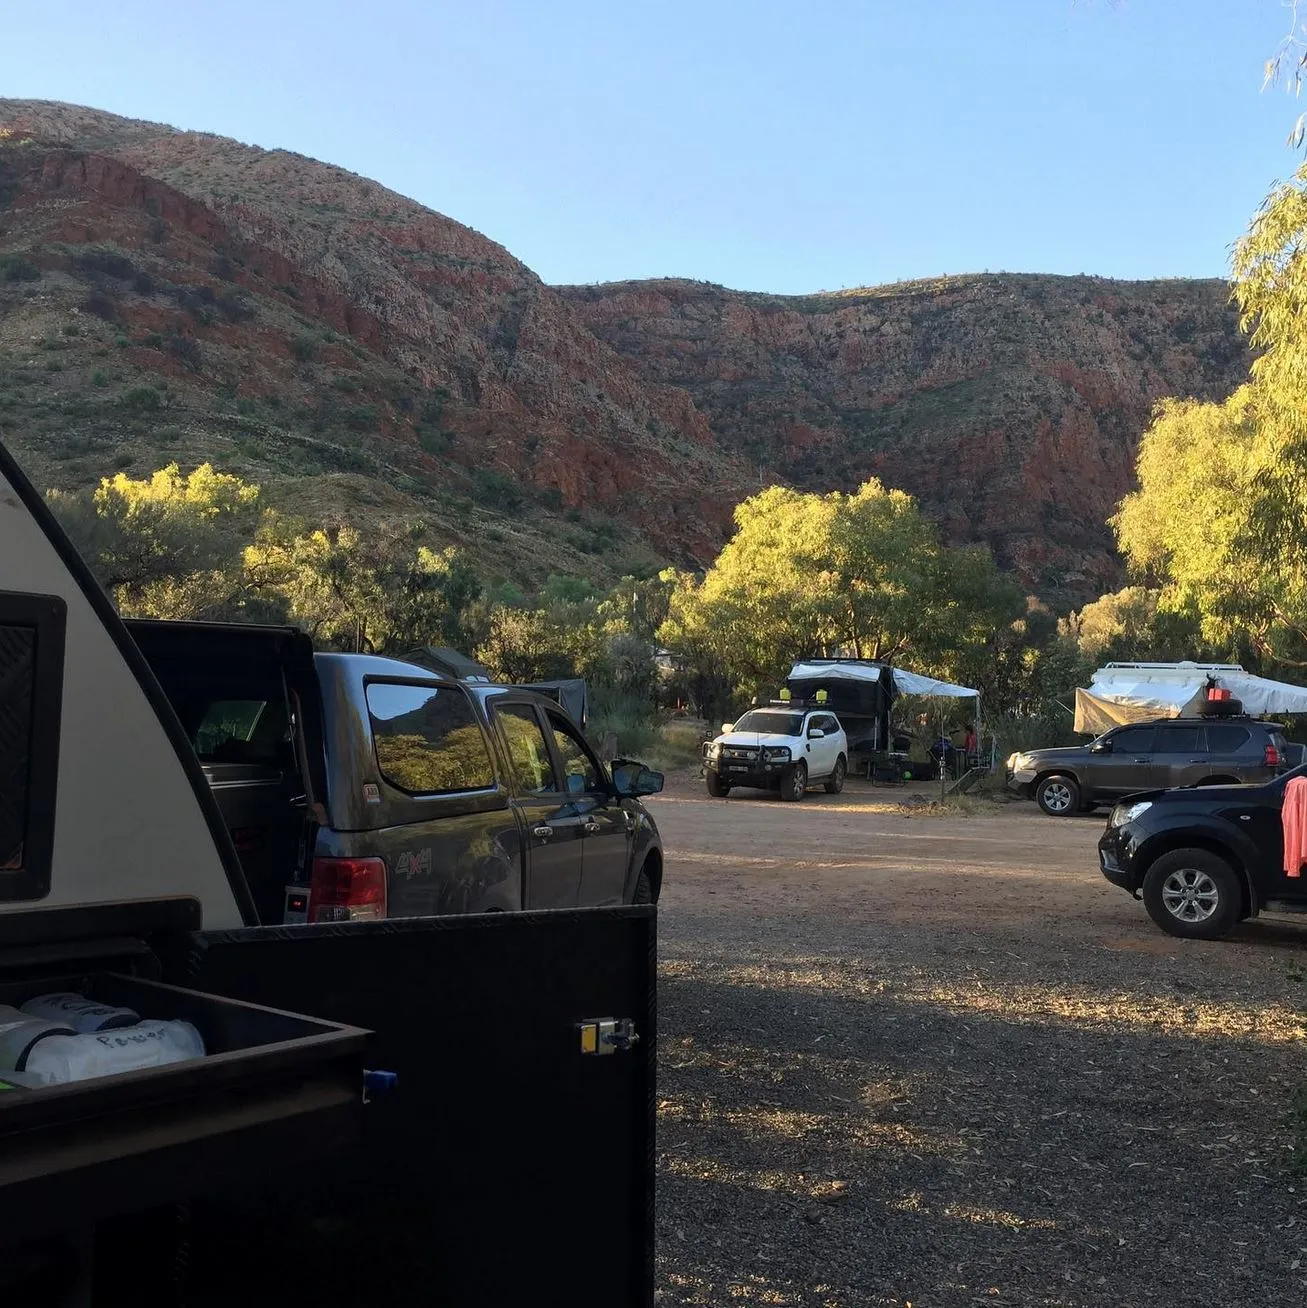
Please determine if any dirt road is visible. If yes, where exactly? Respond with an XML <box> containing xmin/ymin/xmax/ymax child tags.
<box><xmin>649</xmin><ymin>779</ymin><xmax>1307</xmax><ymax>1307</ymax></box>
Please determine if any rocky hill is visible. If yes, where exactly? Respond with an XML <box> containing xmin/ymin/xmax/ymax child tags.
<box><xmin>0</xmin><ymin>99</ymin><xmax>745</xmax><ymax>586</ymax></box>
<box><xmin>0</xmin><ymin>101</ymin><xmax>1253</xmax><ymax>602</ymax></box>
<box><xmin>558</xmin><ymin>276</ymin><xmax>1250</xmax><ymax>600</ymax></box>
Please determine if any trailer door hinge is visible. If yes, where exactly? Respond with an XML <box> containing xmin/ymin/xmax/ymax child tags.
<box><xmin>578</xmin><ymin>1017</ymin><xmax>640</xmax><ymax>1055</ymax></box>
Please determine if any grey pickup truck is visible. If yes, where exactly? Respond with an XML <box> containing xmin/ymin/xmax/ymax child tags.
<box><xmin>124</xmin><ymin>619</ymin><xmax>665</xmax><ymax>925</ymax></box>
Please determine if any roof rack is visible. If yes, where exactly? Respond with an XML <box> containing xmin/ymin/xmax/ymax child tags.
<box><xmin>768</xmin><ymin>689</ymin><xmax>831</xmax><ymax>708</ymax></box>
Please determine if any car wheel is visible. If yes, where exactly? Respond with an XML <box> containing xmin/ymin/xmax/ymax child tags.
<box><xmin>706</xmin><ymin>771</ymin><xmax>731</xmax><ymax>798</ymax></box>
<box><xmin>633</xmin><ymin>866</ymin><xmax>654</xmax><ymax>904</ymax></box>
<box><xmin>1142</xmin><ymin>848</ymin><xmax>1242</xmax><ymax>940</ymax></box>
<box><xmin>824</xmin><ymin>755</ymin><xmax>847</xmax><ymax>794</ymax></box>
<box><xmin>1035</xmin><ymin>774</ymin><xmax>1079</xmax><ymax>816</ymax></box>
<box><xmin>781</xmin><ymin>761</ymin><xmax>807</xmax><ymax>802</ymax></box>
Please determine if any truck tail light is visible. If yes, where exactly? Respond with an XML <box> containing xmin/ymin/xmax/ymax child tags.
<box><xmin>1266</xmin><ymin>744</ymin><xmax>1282</xmax><ymax>767</ymax></box>
<box><xmin>308</xmin><ymin>856</ymin><xmax>387</xmax><ymax>923</ymax></box>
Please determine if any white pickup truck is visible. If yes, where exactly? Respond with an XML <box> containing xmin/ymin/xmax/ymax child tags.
<box><xmin>0</xmin><ymin>439</ymin><xmax>655</xmax><ymax>1308</ymax></box>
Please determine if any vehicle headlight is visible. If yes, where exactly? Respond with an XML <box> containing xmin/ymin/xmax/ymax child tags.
<box><xmin>763</xmin><ymin>746</ymin><xmax>791</xmax><ymax>761</ymax></box>
<box><xmin>706</xmin><ymin>742</ymin><xmax>721</xmax><ymax>756</ymax></box>
<box><xmin>1110</xmin><ymin>800</ymin><xmax>1153</xmax><ymax>828</ymax></box>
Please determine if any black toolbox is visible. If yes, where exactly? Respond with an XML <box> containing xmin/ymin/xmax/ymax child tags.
<box><xmin>0</xmin><ymin>903</ymin><xmax>369</xmax><ymax>1247</ymax></box>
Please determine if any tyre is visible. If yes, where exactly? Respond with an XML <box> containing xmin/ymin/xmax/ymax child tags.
<box><xmin>1142</xmin><ymin>848</ymin><xmax>1242</xmax><ymax>940</ymax></box>
<box><xmin>781</xmin><ymin>761</ymin><xmax>807</xmax><ymax>802</ymax></box>
<box><xmin>1035</xmin><ymin>774</ymin><xmax>1079</xmax><ymax>817</ymax></box>
<box><xmin>1199</xmin><ymin>698</ymin><xmax>1243</xmax><ymax>718</ymax></box>
<box><xmin>706</xmin><ymin>771</ymin><xmax>731</xmax><ymax>798</ymax></box>
<box><xmin>633</xmin><ymin>866</ymin><xmax>654</xmax><ymax>904</ymax></box>
<box><xmin>824</xmin><ymin>755</ymin><xmax>847</xmax><ymax>794</ymax></box>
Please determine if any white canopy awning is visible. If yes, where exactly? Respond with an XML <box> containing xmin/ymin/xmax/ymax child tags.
<box><xmin>788</xmin><ymin>661</ymin><xmax>979</xmax><ymax>700</ymax></box>
<box><xmin>1073</xmin><ymin>662</ymin><xmax>1307</xmax><ymax>733</ymax></box>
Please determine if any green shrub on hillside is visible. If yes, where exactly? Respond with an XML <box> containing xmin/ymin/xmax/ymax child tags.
<box><xmin>1</xmin><ymin>254</ymin><xmax>40</xmax><ymax>282</ymax></box>
<box><xmin>418</xmin><ymin>427</ymin><xmax>451</xmax><ymax>456</ymax></box>
<box><xmin>121</xmin><ymin>386</ymin><xmax>163</xmax><ymax>412</ymax></box>
<box><xmin>470</xmin><ymin>467</ymin><xmax>524</xmax><ymax>512</ymax></box>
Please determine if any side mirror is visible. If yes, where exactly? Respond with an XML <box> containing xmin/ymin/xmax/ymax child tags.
<box><xmin>1090</xmin><ymin>740</ymin><xmax>1112</xmax><ymax>754</ymax></box>
<box><xmin>611</xmin><ymin>759</ymin><xmax>665</xmax><ymax>798</ymax></box>
<box><xmin>721</xmin><ymin>722</ymin><xmax>734</xmax><ymax>734</ymax></box>
<box><xmin>807</xmin><ymin>727</ymin><xmax>825</xmax><ymax>739</ymax></box>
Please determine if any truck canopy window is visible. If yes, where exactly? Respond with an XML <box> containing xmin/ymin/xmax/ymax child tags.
<box><xmin>366</xmin><ymin>682</ymin><xmax>495</xmax><ymax>794</ymax></box>
<box><xmin>0</xmin><ymin>592</ymin><xmax>65</xmax><ymax>901</ymax></box>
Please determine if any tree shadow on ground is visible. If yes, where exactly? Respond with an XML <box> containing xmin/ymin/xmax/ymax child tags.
<box><xmin>655</xmin><ymin>954</ymin><xmax>1307</xmax><ymax>1308</ymax></box>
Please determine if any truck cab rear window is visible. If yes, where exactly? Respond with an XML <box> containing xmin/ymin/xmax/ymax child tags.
<box><xmin>0</xmin><ymin>593</ymin><xmax>65</xmax><ymax>902</ymax></box>
<box><xmin>366</xmin><ymin>682</ymin><xmax>495</xmax><ymax>795</ymax></box>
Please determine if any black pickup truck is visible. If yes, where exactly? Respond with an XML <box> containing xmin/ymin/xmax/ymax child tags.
<box><xmin>122</xmin><ymin>620</ymin><xmax>664</xmax><ymax>926</ymax></box>
<box><xmin>0</xmin><ymin>440</ymin><xmax>655</xmax><ymax>1308</ymax></box>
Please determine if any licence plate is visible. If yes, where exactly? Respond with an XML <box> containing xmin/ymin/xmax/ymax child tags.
<box><xmin>727</xmin><ymin>764</ymin><xmax>749</xmax><ymax>772</ymax></box>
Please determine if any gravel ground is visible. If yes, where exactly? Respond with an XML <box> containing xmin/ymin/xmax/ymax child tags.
<box><xmin>648</xmin><ymin>778</ymin><xmax>1307</xmax><ymax>1307</ymax></box>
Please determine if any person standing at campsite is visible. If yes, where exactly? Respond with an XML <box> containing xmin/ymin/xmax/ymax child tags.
<box><xmin>964</xmin><ymin>723</ymin><xmax>978</xmax><ymax>760</ymax></box>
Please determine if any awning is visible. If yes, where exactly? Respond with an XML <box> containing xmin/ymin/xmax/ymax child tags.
<box><xmin>890</xmin><ymin>668</ymin><xmax>980</xmax><ymax>700</ymax></box>
<box><xmin>1073</xmin><ymin>662</ymin><xmax>1307</xmax><ymax>733</ymax></box>
<box><xmin>788</xmin><ymin>661</ymin><xmax>979</xmax><ymax>700</ymax></box>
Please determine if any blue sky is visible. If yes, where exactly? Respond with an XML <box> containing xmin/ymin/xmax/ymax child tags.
<box><xmin>2</xmin><ymin>1</ymin><xmax>1302</xmax><ymax>293</ymax></box>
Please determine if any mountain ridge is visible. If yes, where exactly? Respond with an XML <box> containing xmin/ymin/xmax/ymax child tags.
<box><xmin>0</xmin><ymin>100</ymin><xmax>1252</xmax><ymax>601</ymax></box>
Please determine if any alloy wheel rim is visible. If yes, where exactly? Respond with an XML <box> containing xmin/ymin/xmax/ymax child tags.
<box><xmin>1160</xmin><ymin>868</ymin><xmax>1220</xmax><ymax>923</ymax></box>
<box><xmin>1043</xmin><ymin>781</ymin><xmax>1072</xmax><ymax>812</ymax></box>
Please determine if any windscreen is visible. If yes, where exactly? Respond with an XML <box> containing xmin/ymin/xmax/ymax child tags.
<box><xmin>733</xmin><ymin>711</ymin><xmax>803</xmax><ymax>735</ymax></box>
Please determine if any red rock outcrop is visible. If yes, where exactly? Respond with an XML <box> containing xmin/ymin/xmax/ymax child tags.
<box><xmin>0</xmin><ymin>100</ymin><xmax>746</xmax><ymax>575</ymax></box>
<box><xmin>558</xmin><ymin>277</ymin><xmax>1249</xmax><ymax>600</ymax></box>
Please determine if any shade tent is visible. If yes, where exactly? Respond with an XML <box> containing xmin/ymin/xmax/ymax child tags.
<box><xmin>1073</xmin><ymin>662</ymin><xmax>1307</xmax><ymax>735</ymax></box>
<box><xmin>785</xmin><ymin>660</ymin><xmax>981</xmax><ymax>756</ymax></box>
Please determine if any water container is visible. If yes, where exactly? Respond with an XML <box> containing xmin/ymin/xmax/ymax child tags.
<box><xmin>23</xmin><ymin>1020</ymin><xmax>206</xmax><ymax>1085</ymax></box>
<box><xmin>21</xmin><ymin>992</ymin><xmax>141</xmax><ymax>1033</ymax></box>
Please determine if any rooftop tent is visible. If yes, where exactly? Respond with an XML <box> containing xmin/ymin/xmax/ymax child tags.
<box><xmin>787</xmin><ymin>659</ymin><xmax>893</xmax><ymax>705</ymax></box>
<box><xmin>400</xmin><ymin>646</ymin><xmax>494</xmax><ymax>682</ymax></box>
<box><xmin>1073</xmin><ymin>661</ymin><xmax>1307</xmax><ymax>734</ymax></box>
<box><xmin>787</xmin><ymin>660</ymin><xmax>979</xmax><ymax>701</ymax></box>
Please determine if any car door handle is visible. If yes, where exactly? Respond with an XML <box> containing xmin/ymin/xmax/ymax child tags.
<box><xmin>1188</xmin><ymin>758</ymin><xmax>1205</xmax><ymax>763</ymax></box>
<box><xmin>533</xmin><ymin>825</ymin><xmax>554</xmax><ymax>839</ymax></box>
<box><xmin>1133</xmin><ymin>758</ymin><xmax>1149</xmax><ymax>763</ymax></box>
<box><xmin>583</xmin><ymin>820</ymin><xmax>602</xmax><ymax>834</ymax></box>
